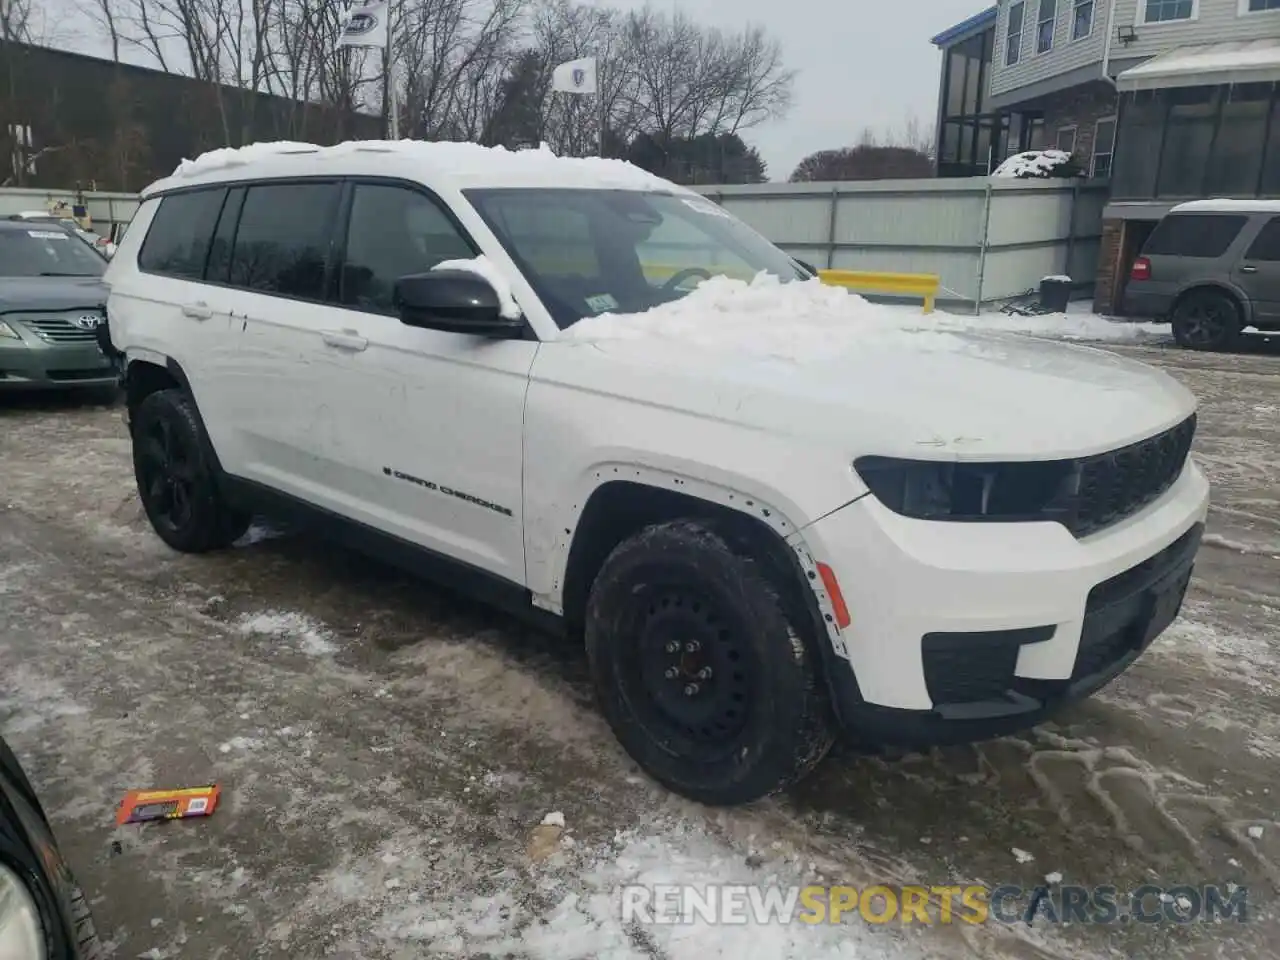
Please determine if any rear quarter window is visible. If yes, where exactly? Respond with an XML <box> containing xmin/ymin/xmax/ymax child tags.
<box><xmin>138</xmin><ymin>188</ymin><xmax>227</xmax><ymax>279</ymax></box>
<box><xmin>1143</xmin><ymin>213</ymin><xmax>1248</xmax><ymax>259</ymax></box>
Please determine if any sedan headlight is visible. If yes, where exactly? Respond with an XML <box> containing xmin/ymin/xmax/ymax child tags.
<box><xmin>0</xmin><ymin>321</ymin><xmax>19</xmax><ymax>340</ymax></box>
<box><xmin>854</xmin><ymin>456</ymin><xmax>1079</xmax><ymax>523</ymax></box>
<box><xmin>0</xmin><ymin>863</ymin><xmax>45</xmax><ymax>959</ymax></box>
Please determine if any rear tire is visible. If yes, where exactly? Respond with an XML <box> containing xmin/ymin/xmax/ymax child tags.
<box><xmin>585</xmin><ymin>519</ymin><xmax>835</xmax><ymax>806</ymax></box>
<box><xmin>1171</xmin><ymin>289</ymin><xmax>1241</xmax><ymax>351</ymax></box>
<box><xmin>131</xmin><ymin>388</ymin><xmax>250</xmax><ymax>552</ymax></box>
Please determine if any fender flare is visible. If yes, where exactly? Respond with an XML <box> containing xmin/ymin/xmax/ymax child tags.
<box><xmin>542</xmin><ymin>462</ymin><xmax>850</xmax><ymax>658</ymax></box>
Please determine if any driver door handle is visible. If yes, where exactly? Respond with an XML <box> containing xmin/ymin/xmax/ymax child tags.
<box><xmin>181</xmin><ymin>301</ymin><xmax>212</xmax><ymax>320</ymax></box>
<box><xmin>1240</xmin><ymin>265</ymin><xmax>1258</xmax><ymax>274</ymax></box>
<box><xmin>320</xmin><ymin>329</ymin><xmax>368</xmax><ymax>352</ymax></box>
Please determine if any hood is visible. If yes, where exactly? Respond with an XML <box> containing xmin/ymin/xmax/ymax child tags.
<box><xmin>0</xmin><ymin>276</ymin><xmax>109</xmax><ymax>314</ymax></box>
<box><xmin>536</xmin><ymin>327</ymin><xmax>1197</xmax><ymax>462</ymax></box>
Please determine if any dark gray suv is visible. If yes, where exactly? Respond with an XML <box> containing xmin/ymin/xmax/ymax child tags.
<box><xmin>1123</xmin><ymin>200</ymin><xmax>1280</xmax><ymax>351</ymax></box>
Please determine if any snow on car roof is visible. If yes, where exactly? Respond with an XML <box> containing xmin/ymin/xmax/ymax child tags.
<box><xmin>143</xmin><ymin>139</ymin><xmax>681</xmax><ymax>198</ymax></box>
<box><xmin>1170</xmin><ymin>198</ymin><xmax>1280</xmax><ymax>214</ymax></box>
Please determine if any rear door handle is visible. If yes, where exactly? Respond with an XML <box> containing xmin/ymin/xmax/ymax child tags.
<box><xmin>1240</xmin><ymin>265</ymin><xmax>1258</xmax><ymax>274</ymax></box>
<box><xmin>181</xmin><ymin>301</ymin><xmax>212</xmax><ymax>320</ymax></box>
<box><xmin>321</xmin><ymin>329</ymin><xmax>368</xmax><ymax>352</ymax></box>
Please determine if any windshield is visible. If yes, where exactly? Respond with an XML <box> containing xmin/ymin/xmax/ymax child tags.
<box><xmin>464</xmin><ymin>188</ymin><xmax>806</xmax><ymax>328</ymax></box>
<box><xmin>0</xmin><ymin>227</ymin><xmax>106</xmax><ymax>277</ymax></box>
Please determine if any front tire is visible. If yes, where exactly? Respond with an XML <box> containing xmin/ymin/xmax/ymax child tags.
<box><xmin>131</xmin><ymin>388</ymin><xmax>249</xmax><ymax>552</ymax></box>
<box><xmin>585</xmin><ymin>519</ymin><xmax>835</xmax><ymax>806</ymax></box>
<box><xmin>1171</xmin><ymin>289</ymin><xmax>1240</xmax><ymax>351</ymax></box>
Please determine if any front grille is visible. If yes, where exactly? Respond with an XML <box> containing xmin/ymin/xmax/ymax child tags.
<box><xmin>1068</xmin><ymin>415</ymin><xmax>1196</xmax><ymax>538</ymax></box>
<box><xmin>21</xmin><ymin>316</ymin><xmax>99</xmax><ymax>343</ymax></box>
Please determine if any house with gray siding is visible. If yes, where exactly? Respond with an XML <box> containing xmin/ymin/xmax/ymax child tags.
<box><xmin>935</xmin><ymin>0</ymin><xmax>1280</xmax><ymax>311</ymax></box>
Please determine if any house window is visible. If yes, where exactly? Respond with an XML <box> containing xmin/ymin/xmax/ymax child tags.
<box><xmin>1056</xmin><ymin>125</ymin><xmax>1078</xmax><ymax>153</ymax></box>
<box><xmin>1092</xmin><ymin>116</ymin><xmax>1116</xmax><ymax>176</ymax></box>
<box><xmin>1028</xmin><ymin>116</ymin><xmax>1047</xmax><ymax>148</ymax></box>
<box><xmin>1243</xmin><ymin>0</ymin><xmax>1280</xmax><ymax>10</ymax></box>
<box><xmin>1073</xmin><ymin>0</ymin><xmax>1095</xmax><ymax>37</ymax></box>
<box><xmin>1142</xmin><ymin>0</ymin><xmax>1195</xmax><ymax>22</ymax></box>
<box><xmin>1007</xmin><ymin>2</ymin><xmax>1026</xmax><ymax>65</ymax></box>
<box><xmin>1037</xmin><ymin>0</ymin><xmax>1058</xmax><ymax>52</ymax></box>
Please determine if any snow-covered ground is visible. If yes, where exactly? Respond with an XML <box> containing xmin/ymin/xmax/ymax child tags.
<box><xmin>1</xmin><ymin>339</ymin><xmax>1278</xmax><ymax>959</ymax></box>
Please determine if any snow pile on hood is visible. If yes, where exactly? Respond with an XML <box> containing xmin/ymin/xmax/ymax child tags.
<box><xmin>559</xmin><ymin>273</ymin><xmax>985</xmax><ymax>362</ymax></box>
<box><xmin>992</xmin><ymin>149</ymin><xmax>1077</xmax><ymax>178</ymax></box>
<box><xmin>163</xmin><ymin>139</ymin><xmax>671</xmax><ymax>193</ymax></box>
<box><xmin>931</xmin><ymin>308</ymin><xmax>1172</xmax><ymax>343</ymax></box>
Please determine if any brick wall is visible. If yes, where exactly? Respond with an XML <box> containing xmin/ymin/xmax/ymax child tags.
<box><xmin>1035</xmin><ymin>81</ymin><xmax>1119</xmax><ymax>171</ymax></box>
<box><xmin>1094</xmin><ymin>219</ymin><xmax>1125</xmax><ymax>314</ymax></box>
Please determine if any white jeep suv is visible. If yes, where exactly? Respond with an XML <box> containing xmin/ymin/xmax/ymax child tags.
<box><xmin>104</xmin><ymin>140</ymin><xmax>1209</xmax><ymax>806</ymax></box>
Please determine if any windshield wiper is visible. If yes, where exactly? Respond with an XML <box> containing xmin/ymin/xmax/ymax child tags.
<box><xmin>38</xmin><ymin>271</ymin><xmax>97</xmax><ymax>277</ymax></box>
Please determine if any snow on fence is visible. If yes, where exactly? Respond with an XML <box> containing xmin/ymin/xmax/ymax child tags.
<box><xmin>692</xmin><ymin>177</ymin><xmax>1109</xmax><ymax>311</ymax></box>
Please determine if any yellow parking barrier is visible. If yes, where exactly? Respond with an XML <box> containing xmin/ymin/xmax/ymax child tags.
<box><xmin>817</xmin><ymin>270</ymin><xmax>940</xmax><ymax>314</ymax></box>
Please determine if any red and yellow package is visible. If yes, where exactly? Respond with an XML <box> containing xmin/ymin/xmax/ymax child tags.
<box><xmin>116</xmin><ymin>785</ymin><xmax>220</xmax><ymax>825</ymax></box>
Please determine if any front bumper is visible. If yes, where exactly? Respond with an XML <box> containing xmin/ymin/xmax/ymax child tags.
<box><xmin>797</xmin><ymin>459</ymin><xmax>1209</xmax><ymax>746</ymax></box>
<box><xmin>0</xmin><ymin>338</ymin><xmax>119</xmax><ymax>390</ymax></box>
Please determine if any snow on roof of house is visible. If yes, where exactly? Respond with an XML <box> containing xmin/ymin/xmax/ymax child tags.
<box><xmin>1170</xmin><ymin>198</ymin><xmax>1280</xmax><ymax>214</ymax></box>
<box><xmin>1116</xmin><ymin>38</ymin><xmax>1280</xmax><ymax>92</ymax></box>
<box><xmin>142</xmin><ymin>139</ymin><xmax>681</xmax><ymax>198</ymax></box>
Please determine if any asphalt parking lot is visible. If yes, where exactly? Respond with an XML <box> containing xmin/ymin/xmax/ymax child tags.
<box><xmin>1</xmin><ymin>335</ymin><xmax>1278</xmax><ymax>960</ymax></box>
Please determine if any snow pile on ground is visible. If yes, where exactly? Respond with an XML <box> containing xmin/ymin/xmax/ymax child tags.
<box><xmin>560</xmin><ymin>274</ymin><xmax>987</xmax><ymax>361</ymax></box>
<box><xmin>235</xmin><ymin>610</ymin><xmax>338</xmax><ymax>656</ymax></box>
<box><xmin>160</xmin><ymin>139</ymin><xmax>670</xmax><ymax>194</ymax></box>
<box><xmin>991</xmin><ymin>150</ymin><xmax>1076</xmax><ymax>179</ymax></box>
<box><xmin>369</xmin><ymin>823</ymin><xmax>913</xmax><ymax>959</ymax></box>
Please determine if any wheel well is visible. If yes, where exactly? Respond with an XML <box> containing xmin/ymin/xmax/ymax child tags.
<box><xmin>560</xmin><ymin>481</ymin><xmax>816</xmax><ymax>637</ymax></box>
<box><xmin>125</xmin><ymin>360</ymin><xmax>180</xmax><ymax>421</ymax></box>
<box><xmin>1173</xmin><ymin>284</ymin><xmax>1245</xmax><ymax>320</ymax></box>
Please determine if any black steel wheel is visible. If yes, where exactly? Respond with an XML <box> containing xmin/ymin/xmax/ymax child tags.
<box><xmin>131</xmin><ymin>388</ymin><xmax>249</xmax><ymax>552</ymax></box>
<box><xmin>586</xmin><ymin>519</ymin><xmax>835</xmax><ymax>805</ymax></box>
<box><xmin>1171</xmin><ymin>289</ymin><xmax>1241</xmax><ymax>351</ymax></box>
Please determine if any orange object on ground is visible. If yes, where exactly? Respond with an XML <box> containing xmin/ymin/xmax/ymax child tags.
<box><xmin>115</xmin><ymin>785</ymin><xmax>220</xmax><ymax>825</ymax></box>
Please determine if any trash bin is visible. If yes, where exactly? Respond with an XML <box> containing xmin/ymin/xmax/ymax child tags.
<box><xmin>1040</xmin><ymin>276</ymin><xmax>1072</xmax><ymax>313</ymax></box>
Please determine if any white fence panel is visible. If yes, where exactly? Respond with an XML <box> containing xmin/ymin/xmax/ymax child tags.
<box><xmin>695</xmin><ymin>178</ymin><xmax>1109</xmax><ymax>309</ymax></box>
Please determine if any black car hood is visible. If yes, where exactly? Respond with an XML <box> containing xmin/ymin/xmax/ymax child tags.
<box><xmin>0</xmin><ymin>276</ymin><xmax>108</xmax><ymax>314</ymax></box>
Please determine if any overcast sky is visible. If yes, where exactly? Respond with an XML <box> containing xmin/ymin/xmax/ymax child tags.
<box><xmin>37</xmin><ymin>0</ymin><xmax>984</xmax><ymax>182</ymax></box>
<box><xmin>625</xmin><ymin>0</ymin><xmax>986</xmax><ymax>179</ymax></box>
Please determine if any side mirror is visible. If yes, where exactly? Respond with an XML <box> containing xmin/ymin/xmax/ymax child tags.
<box><xmin>393</xmin><ymin>270</ymin><xmax>524</xmax><ymax>338</ymax></box>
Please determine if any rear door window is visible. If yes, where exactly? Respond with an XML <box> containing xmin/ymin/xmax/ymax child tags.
<box><xmin>138</xmin><ymin>188</ymin><xmax>227</xmax><ymax>279</ymax></box>
<box><xmin>1143</xmin><ymin>214</ymin><xmax>1248</xmax><ymax>258</ymax></box>
<box><xmin>227</xmin><ymin>181</ymin><xmax>342</xmax><ymax>300</ymax></box>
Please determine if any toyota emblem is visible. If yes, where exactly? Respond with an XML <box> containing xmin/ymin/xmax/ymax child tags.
<box><xmin>72</xmin><ymin>314</ymin><xmax>102</xmax><ymax>330</ymax></box>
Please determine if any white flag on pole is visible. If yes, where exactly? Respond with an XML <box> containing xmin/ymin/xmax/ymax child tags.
<box><xmin>551</xmin><ymin>57</ymin><xmax>598</xmax><ymax>95</ymax></box>
<box><xmin>337</xmin><ymin>1</ymin><xmax>389</xmax><ymax>48</ymax></box>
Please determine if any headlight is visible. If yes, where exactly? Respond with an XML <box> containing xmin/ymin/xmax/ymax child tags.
<box><xmin>0</xmin><ymin>863</ymin><xmax>45</xmax><ymax>959</ymax></box>
<box><xmin>0</xmin><ymin>321</ymin><xmax>19</xmax><ymax>340</ymax></box>
<box><xmin>854</xmin><ymin>456</ymin><xmax>1078</xmax><ymax>523</ymax></box>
